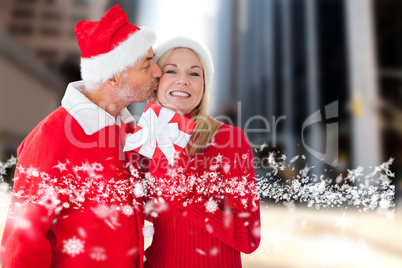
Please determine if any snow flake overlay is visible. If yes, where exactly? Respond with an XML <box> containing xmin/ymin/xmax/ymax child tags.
<box><xmin>62</xmin><ymin>236</ymin><xmax>85</xmax><ymax>257</ymax></box>
<box><xmin>256</xmin><ymin>153</ymin><xmax>395</xmax><ymax>212</ymax></box>
<box><xmin>90</xmin><ymin>247</ymin><xmax>107</xmax><ymax>261</ymax></box>
<box><xmin>205</xmin><ymin>198</ymin><xmax>218</xmax><ymax>213</ymax></box>
<box><xmin>0</xmin><ymin>153</ymin><xmax>396</xmax><ymax>215</ymax></box>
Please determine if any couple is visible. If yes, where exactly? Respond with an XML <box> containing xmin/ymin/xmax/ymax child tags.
<box><xmin>1</xmin><ymin>5</ymin><xmax>260</xmax><ymax>268</ymax></box>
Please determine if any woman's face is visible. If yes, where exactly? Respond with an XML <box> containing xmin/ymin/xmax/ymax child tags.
<box><xmin>157</xmin><ymin>48</ymin><xmax>204</xmax><ymax>115</ymax></box>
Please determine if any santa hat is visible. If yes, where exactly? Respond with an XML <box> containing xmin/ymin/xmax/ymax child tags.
<box><xmin>154</xmin><ymin>37</ymin><xmax>214</xmax><ymax>89</ymax></box>
<box><xmin>75</xmin><ymin>5</ymin><xmax>156</xmax><ymax>85</ymax></box>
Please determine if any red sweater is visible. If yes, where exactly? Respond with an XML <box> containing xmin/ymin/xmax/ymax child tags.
<box><xmin>1</xmin><ymin>82</ymin><xmax>144</xmax><ymax>268</ymax></box>
<box><xmin>144</xmin><ymin>124</ymin><xmax>261</xmax><ymax>268</ymax></box>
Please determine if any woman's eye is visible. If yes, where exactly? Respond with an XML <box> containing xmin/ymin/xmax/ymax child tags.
<box><xmin>190</xmin><ymin>72</ymin><xmax>200</xmax><ymax>77</ymax></box>
<box><xmin>165</xmin><ymin>70</ymin><xmax>176</xmax><ymax>74</ymax></box>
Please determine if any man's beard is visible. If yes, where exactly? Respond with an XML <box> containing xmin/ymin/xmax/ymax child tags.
<box><xmin>118</xmin><ymin>77</ymin><xmax>157</xmax><ymax>103</ymax></box>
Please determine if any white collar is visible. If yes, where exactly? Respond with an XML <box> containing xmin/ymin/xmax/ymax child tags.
<box><xmin>61</xmin><ymin>81</ymin><xmax>136</xmax><ymax>135</ymax></box>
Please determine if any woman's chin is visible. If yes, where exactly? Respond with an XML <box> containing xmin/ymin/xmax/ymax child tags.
<box><xmin>160</xmin><ymin>103</ymin><xmax>182</xmax><ymax>114</ymax></box>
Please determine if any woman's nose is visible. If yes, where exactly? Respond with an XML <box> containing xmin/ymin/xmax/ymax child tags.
<box><xmin>176</xmin><ymin>74</ymin><xmax>189</xmax><ymax>85</ymax></box>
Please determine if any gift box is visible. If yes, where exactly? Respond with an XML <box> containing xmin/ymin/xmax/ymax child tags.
<box><xmin>124</xmin><ymin>101</ymin><xmax>196</xmax><ymax>164</ymax></box>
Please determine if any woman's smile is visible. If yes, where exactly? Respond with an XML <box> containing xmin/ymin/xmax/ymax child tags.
<box><xmin>169</xmin><ymin>90</ymin><xmax>191</xmax><ymax>97</ymax></box>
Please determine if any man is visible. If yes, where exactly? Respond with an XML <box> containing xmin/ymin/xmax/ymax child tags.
<box><xmin>1</xmin><ymin>5</ymin><xmax>161</xmax><ymax>268</ymax></box>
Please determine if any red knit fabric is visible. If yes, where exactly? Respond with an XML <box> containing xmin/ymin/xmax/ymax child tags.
<box><xmin>1</xmin><ymin>107</ymin><xmax>144</xmax><ymax>268</ymax></box>
<box><xmin>144</xmin><ymin>124</ymin><xmax>261</xmax><ymax>268</ymax></box>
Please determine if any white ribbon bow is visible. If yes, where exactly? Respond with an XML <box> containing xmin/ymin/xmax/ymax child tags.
<box><xmin>124</xmin><ymin>106</ymin><xmax>192</xmax><ymax>164</ymax></box>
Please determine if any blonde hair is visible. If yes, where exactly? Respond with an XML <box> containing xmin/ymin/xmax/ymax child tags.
<box><xmin>157</xmin><ymin>48</ymin><xmax>222</xmax><ymax>157</ymax></box>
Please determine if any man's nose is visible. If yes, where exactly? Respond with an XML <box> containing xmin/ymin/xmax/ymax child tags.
<box><xmin>152</xmin><ymin>61</ymin><xmax>162</xmax><ymax>78</ymax></box>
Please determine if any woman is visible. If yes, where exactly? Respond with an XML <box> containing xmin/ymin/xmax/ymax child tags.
<box><xmin>143</xmin><ymin>37</ymin><xmax>261</xmax><ymax>268</ymax></box>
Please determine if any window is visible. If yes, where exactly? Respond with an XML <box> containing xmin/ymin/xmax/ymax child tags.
<box><xmin>15</xmin><ymin>0</ymin><xmax>37</xmax><ymax>3</ymax></box>
<box><xmin>36</xmin><ymin>48</ymin><xmax>58</xmax><ymax>60</ymax></box>
<box><xmin>66</xmin><ymin>51</ymin><xmax>81</xmax><ymax>61</ymax></box>
<box><xmin>75</xmin><ymin>0</ymin><xmax>91</xmax><ymax>6</ymax></box>
<box><xmin>8</xmin><ymin>24</ymin><xmax>33</xmax><ymax>35</ymax></box>
<box><xmin>42</xmin><ymin>11</ymin><xmax>63</xmax><ymax>21</ymax></box>
<box><xmin>12</xmin><ymin>8</ymin><xmax>34</xmax><ymax>19</ymax></box>
<box><xmin>40</xmin><ymin>27</ymin><xmax>62</xmax><ymax>37</ymax></box>
<box><xmin>71</xmin><ymin>14</ymin><xmax>87</xmax><ymax>23</ymax></box>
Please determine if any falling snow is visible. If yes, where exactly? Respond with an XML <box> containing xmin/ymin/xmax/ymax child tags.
<box><xmin>121</xmin><ymin>205</ymin><xmax>134</xmax><ymax>216</ymax></box>
<box><xmin>0</xmin><ymin>154</ymin><xmax>396</xmax><ymax>216</ymax></box>
<box><xmin>62</xmin><ymin>236</ymin><xmax>85</xmax><ymax>257</ymax></box>
<box><xmin>133</xmin><ymin>182</ymin><xmax>146</xmax><ymax>198</ymax></box>
<box><xmin>333</xmin><ymin>212</ymin><xmax>354</xmax><ymax>231</ymax></box>
<box><xmin>256</xmin><ymin>154</ymin><xmax>395</xmax><ymax>212</ymax></box>
<box><xmin>90</xmin><ymin>247</ymin><xmax>107</xmax><ymax>261</ymax></box>
<box><xmin>205</xmin><ymin>198</ymin><xmax>218</xmax><ymax>213</ymax></box>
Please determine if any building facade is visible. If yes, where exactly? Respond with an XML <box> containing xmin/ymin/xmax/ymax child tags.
<box><xmin>0</xmin><ymin>0</ymin><xmax>108</xmax><ymax>69</ymax></box>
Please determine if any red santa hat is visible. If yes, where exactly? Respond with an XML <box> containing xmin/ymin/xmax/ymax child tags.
<box><xmin>75</xmin><ymin>5</ymin><xmax>156</xmax><ymax>85</ymax></box>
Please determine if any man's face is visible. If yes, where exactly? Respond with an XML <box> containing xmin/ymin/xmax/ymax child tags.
<box><xmin>116</xmin><ymin>48</ymin><xmax>162</xmax><ymax>103</ymax></box>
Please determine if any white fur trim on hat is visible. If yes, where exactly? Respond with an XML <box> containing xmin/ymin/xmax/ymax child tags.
<box><xmin>154</xmin><ymin>37</ymin><xmax>214</xmax><ymax>89</ymax></box>
<box><xmin>81</xmin><ymin>27</ymin><xmax>156</xmax><ymax>85</ymax></box>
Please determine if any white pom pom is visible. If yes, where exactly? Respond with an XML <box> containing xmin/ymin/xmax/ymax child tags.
<box><xmin>142</xmin><ymin>225</ymin><xmax>154</xmax><ymax>238</ymax></box>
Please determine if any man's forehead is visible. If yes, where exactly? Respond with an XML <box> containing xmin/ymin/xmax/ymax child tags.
<box><xmin>138</xmin><ymin>49</ymin><xmax>153</xmax><ymax>62</ymax></box>
<box><xmin>146</xmin><ymin>48</ymin><xmax>154</xmax><ymax>57</ymax></box>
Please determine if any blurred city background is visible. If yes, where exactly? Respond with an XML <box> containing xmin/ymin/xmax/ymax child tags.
<box><xmin>0</xmin><ymin>0</ymin><xmax>401</xmax><ymax>267</ymax></box>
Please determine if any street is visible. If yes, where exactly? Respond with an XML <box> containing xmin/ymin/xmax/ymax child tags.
<box><xmin>1</xmin><ymin>193</ymin><xmax>401</xmax><ymax>268</ymax></box>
